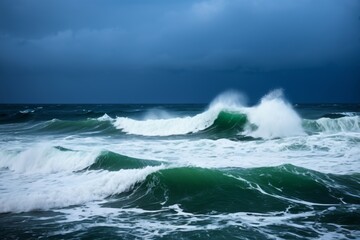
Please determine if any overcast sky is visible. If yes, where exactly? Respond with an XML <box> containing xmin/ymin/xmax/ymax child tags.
<box><xmin>0</xmin><ymin>0</ymin><xmax>359</xmax><ymax>103</ymax></box>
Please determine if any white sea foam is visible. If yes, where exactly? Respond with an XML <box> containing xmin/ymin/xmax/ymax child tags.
<box><xmin>52</xmin><ymin>201</ymin><xmax>324</xmax><ymax>239</ymax></box>
<box><xmin>107</xmin><ymin>133</ymin><xmax>360</xmax><ymax>174</ymax></box>
<box><xmin>46</xmin><ymin>201</ymin><xmax>359</xmax><ymax>239</ymax></box>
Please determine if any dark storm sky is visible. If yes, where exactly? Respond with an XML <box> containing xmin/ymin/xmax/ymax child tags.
<box><xmin>0</xmin><ymin>0</ymin><xmax>359</xmax><ymax>103</ymax></box>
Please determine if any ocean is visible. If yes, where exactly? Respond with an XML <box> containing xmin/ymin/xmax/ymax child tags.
<box><xmin>0</xmin><ymin>91</ymin><xmax>359</xmax><ymax>239</ymax></box>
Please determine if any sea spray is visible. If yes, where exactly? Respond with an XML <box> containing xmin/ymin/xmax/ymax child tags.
<box><xmin>208</xmin><ymin>89</ymin><xmax>247</xmax><ymax>110</ymax></box>
<box><xmin>245</xmin><ymin>89</ymin><xmax>304</xmax><ymax>138</ymax></box>
<box><xmin>142</xmin><ymin>108</ymin><xmax>175</xmax><ymax>120</ymax></box>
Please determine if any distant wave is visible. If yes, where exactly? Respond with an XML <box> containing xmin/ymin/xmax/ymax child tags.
<box><xmin>320</xmin><ymin>112</ymin><xmax>358</xmax><ymax>119</ymax></box>
<box><xmin>303</xmin><ymin>116</ymin><xmax>360</xmax><ymax>133</ymax></box>
<box><xmin>0</xmin><ymin>110</ymin><xmax>35</xmax><ymax>123</ymax></box>
<box><xmin>29</xmin><ymin>118</ymin><xmax>117</xmax><ymax>135</ymax></box>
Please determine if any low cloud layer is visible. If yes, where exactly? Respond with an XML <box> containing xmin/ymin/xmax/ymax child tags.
<box><xmin>0</xmin><ymin>0</ymin><xmax>359</xmax><ymax>103</ymax></box>
<box><xmin>1</xmin><ymin>0</ymin><xmax>359</xmax><ymax>71</ymax></box>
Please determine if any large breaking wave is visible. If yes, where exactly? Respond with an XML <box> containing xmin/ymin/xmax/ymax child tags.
<box><xmin>113</xmin><ymin>90</ymin><xmax>305</xmax><ymax>139</ymax></box>
<box><xmin>112</xmin><ymin>90</ymin><xmax>359</xmax><ymax>138</ymax></box>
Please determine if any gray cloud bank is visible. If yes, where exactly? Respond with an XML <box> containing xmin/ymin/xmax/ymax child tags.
<box><xmin>1</xmin><ymin>0</ymin><xmax>359</xmax><ymax>72</ymax></box>
<box><xmin>0</xmin><ymin>0</ymin><xmax>359</xmax><ymax>103</ymax></box>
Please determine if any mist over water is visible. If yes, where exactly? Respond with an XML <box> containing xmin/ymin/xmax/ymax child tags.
<box><xmin>0</xmin><ymin>91</ymin><xmax>359</xmax><ymax>239</ymax></box>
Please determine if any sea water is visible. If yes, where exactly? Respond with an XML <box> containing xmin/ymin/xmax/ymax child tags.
<box><xmin>0</xmin><ymin>91</ymin><xmax>359</xmax><ymax>239</ymax></box>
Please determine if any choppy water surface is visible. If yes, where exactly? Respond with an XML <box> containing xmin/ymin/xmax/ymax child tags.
<box><xmin>0</xmin><ymin>91</ymin><xmax>359</xmax><ymax>239</ymax></box>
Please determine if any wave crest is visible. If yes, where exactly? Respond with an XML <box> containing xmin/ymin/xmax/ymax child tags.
<box><xmin>0</xmin><ymin>145</ymin><xmax>99</xmax><ymax>174</ymax></box>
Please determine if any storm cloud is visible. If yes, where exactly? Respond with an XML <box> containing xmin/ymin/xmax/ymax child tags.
<box><xmin>0</xmin><ymin>0</ymin><xmax>359</xmax><ymax>103</ymax></box>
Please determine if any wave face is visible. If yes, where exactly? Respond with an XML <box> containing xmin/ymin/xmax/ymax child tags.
<box><xmin>114</xmin><ymin>165</ymin><xmax>360</xmax><ymax>214</ymax></box>
<box><xmin>0</xmin><ymin>92</ymin><xmax>359</xmax><ymax>239</ymax></box>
